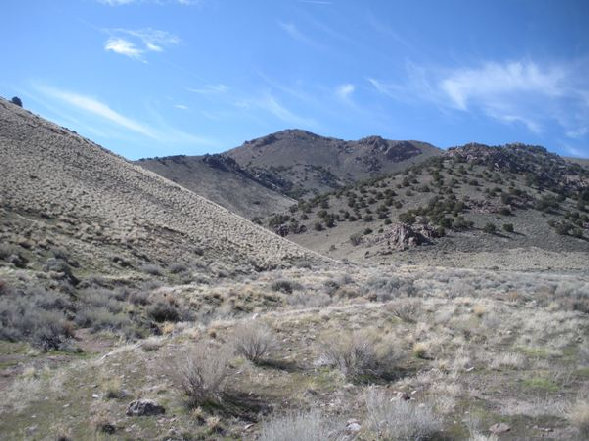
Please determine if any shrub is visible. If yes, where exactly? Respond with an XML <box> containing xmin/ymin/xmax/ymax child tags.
<box><xmin>139</xmin><ymin>263</ymin><xmax>164</xmax><ymax>276</ymax></box>
<box><xmin>483</xmin><ymin>222</ymin><xmax>497</xmax><ymax>234</ymax></box>
<box><xmin>364</xmin><ymin>388</ymin><xmax>442</xmax><ymax>441</ymax></box>
<box><xmin>350</xmin><ymin>232</ymin><xmax>363</xmax><ymax>246</ymax></box>
<box><xmin>569</xmin><ymin>400</ymin><xmax>589</xmax><ymax>437</ymax></box>
<box><xmin>271</xmin><ymin>279</ymin><xmax>299</xmax><ymax>294</ymax></box>
<box><xmin>169</xmin><ymin>262</ymin><xmax>188</xmax><ymax>274</ymax></box>
<box><xmin>10</xmin><ymin>96</ymin><xmax>23</xmax><ymax>107</ymax></box>
<box><xmin>233</xmin><ymin>321</ymin><xmax>277</xmax><ymax>363</ymax></box>
<box><xmin>502</xmin><ymin>223</ymin><xmax>514</xmax><ymax>233</ymax></box>
<box><xmin>179</xmin><ymin>343</ymin><xmax>232</xmax><ymax>407</ymax></box>
<box><xmin>319</xmin><ymin>329</ymin><xmax>403</xmax><ymax>381</ymax></box>
<box><xmin>148</xmin><ymin>302</ymin><xmax>180</xmax><ymax>322</ymax></box>
<box><xmin>258</xmin><ymin>410</ymin><xmax>339</xmax><ymax>441</ymax></box>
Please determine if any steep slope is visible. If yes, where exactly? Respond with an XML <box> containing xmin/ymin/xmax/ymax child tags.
<box><xmin>136</xmin><ymin>153</ymin><xmax>295</xmax><ymax>219</ymax></box>
<box><xmin>225</xmin><ymin>130</ymin><xmax>442</xmax><ymax>197</ymax></box>
<box><xmin>0</xmin><ymin>98</ymin><xmax>317</xmax><ymax>279</ymax></box>
<box><xmin>262</xmin><ymin>143</ymin><xmax>589</xmax><ymax>267</ymax></box>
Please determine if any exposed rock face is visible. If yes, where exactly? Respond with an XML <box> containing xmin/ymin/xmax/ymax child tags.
<box><xmin>367</xmin><ymin>223</ymin><xmax>437</xmax><ymax>250</ymax></box>
<box><xmin>126</xmin><ymin>399</ymin><xmax>165</xmax><ymax>416</ymax></box>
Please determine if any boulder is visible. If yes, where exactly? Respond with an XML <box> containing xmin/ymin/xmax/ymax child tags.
<box><xmin>126</xmin><ymin>399</ymin><xmax>165</xmax><ymax>417</ymax></box>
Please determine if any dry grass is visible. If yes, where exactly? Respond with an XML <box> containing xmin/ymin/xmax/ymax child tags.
<box><xmin>178</xmin><ymin>342</ymin><xmax>233</xmax><ymax>408</ymax></box>
<box><xmin>568</xmin><ymin>400</ymin><xmax>589</xmax><ymax>437</ymax></box>
<box><xmin>364</xmin><ymin>388</ymin><xmax>442</xmax><ymax>441</ymax></box>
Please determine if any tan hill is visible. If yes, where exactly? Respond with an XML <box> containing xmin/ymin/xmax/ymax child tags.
<box><xmin>0</xmin><ymin>98</ymin><xmax>318</xmax><ymax>280</ymax></box>
<box><xmin>263</xmin><ymin>143</ymin><xmax>589</xmax><ymax>267</ymax></box>
<box><xmin>225</xmin><ymin>130</ymin><xmax>442</xmax><ymax>198</ymax></box>
<box><xmin>136</xmin><ymin>154</ymin><xmax>295</xmax><ymax>220</ymax></box>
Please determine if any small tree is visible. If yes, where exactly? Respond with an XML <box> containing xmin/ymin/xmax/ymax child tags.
<box><xmin>10</xmin><ymin>96</ymin><xmax>22</xmax><ymax>107</ymax></box>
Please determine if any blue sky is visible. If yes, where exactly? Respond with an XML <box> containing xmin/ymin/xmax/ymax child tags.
<box><xmin>2</xmin><ymin>0</ymin><xmax>589</xmax><ymax>159</ymax></box>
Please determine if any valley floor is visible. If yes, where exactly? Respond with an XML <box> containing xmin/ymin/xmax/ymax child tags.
<box><xmin>1</xmin><ymin>262</ymin><xmax>588</xmax><ymax>440</ymax></box>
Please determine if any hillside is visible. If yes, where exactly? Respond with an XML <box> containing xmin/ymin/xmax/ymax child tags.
<box><xmin>136</xmin><ymin>154</ymin><xmax>295</xmax><ymax>220</ymax></box>
<box><xmin>1</xmin><ymin>99</ymin><xmax>588</xmax><ymax>441</ymax></box>
<box><xmin>225</xmin><ymin>130</ymin><xmax>442</xmax><ymax>198</ymax></box>
<box><xmin>263</xmin><ymin>143</ymin><xmax>589</xmax><ymax>268</ymax></box>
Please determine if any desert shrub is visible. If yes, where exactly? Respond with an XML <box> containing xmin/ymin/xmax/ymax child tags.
<box><xmin>179</xmin><ymin>343</ymin><xmax>233</xmax><ymax>408</ymax></box>
<box><xmin>568</xmin><ymin>400</ymin><xmax>589</xmax><ymax>437</ymax></box>
<box><xmin>0</xmin><ymin>288</ymin><xmax>73</xmax><ymax>350</ymax></box>
<box><xmin>271</xmin><ymin>279</ymin><xmax>300</xmax><ymax>294</ymax></box>
<box><xmin>364</xmin><ymin>276</ymin><xmax>416</xmax><ymax>301</ymax></box>
<box><xmin>502</xmin><ymin>223</ymin><xmax>514</xmax><ymax>233</ymax></box>
<box><xmin>287</xmin><ymin>292</ymin><xmax>331</xmax><ymax>307</ymax></box>
<box><xmin>258</xmin><ymin>410</ymin><xmax>340</xmax><ymax>441</ymax></box>
<box><xmin>232</xmin><ymin>321</ymin><xmax>277</xmax><ymax>363</ymax></box>
<box><xmin>483</xmin><ymin>222</ymin><xmax>497</xmax><ymax>234</ymax></box>
<box><xmin>319</xmin><ymin>329</ymin><xmax>403</xmax><ymax>381</ymax></box>
<box><xmin>386</xmin><ymin>298</ymin><xmax>421</xmax><ymax>323</ymax></box>
<box><xmin>75</xmin><ymin>306</ymin><xmax>132</xmax><ymax>333</ymax></box>
<box><xmin>139</xmin><ymin>263</ymin><xmax>164</xmax><ymax>276</ymax></box>
<box><xmin>148</xmin><ymin>302</ymin><xmax>180</xmax><ymax>322</ymax></box>
<box><xmin>169</xmin><ymin>262</ymin><xmax>188</xmax><ymax>274</ymax></box>
<box><xmin>129</xmin><ymin>290</ymin><xmax>150</xmax><ymax>306</ymax></box>
<box><xmin>364</xmin><ymin>388</ymin><xmax>442</xmax><ymax>441</ymax></box>
<box><xmin>350</xmin><ymin>232</ymin><xmax>363</xmax><ymax>246</ymax></box>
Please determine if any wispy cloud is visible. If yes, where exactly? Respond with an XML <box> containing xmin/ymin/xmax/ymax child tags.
<box><xmin>103</xmin><ymin>28</ymin><xmax>179</xmax><ymax>61</ymax></box>
<box><xmin>174</xmin><ymin>104</ymin><xmax>188</xmax><ymax>110</ymax></box>
<box><xmin>440</xmin><ymin>61</ymin><xmax>564</xmax><ymax>111</ymax></box>
<box><xmin>187</xmin><ymin>84</ymin><xmax>228</xmax><ymax>94</ymax></box>
<box><xmin>368</xmin><ymin>59</ymin><xmax>589</xmax><ymax>142</ymax></box>
<box><xmin>336</xmin><ymin>84</ymin><xmax>355</xmax><ymax>101</ymax></box>
<box><xmin>34</xmin><ymin>85</ymin><xmax>212</xmax><ymax>146</ymax></box>
<box><xmin>105</xmin><ymin>38</ymin><xmax>144</xmax><ymax>60</ymax></box>
<box><xmin>36</xmin><ymin>85</ymin><xmax>157</xmax><ymax>137</ymax></box>
<box><xmin>278</xmin><ymin>21</ymin><xmax>320</xmax><ymax>48</ymax></box>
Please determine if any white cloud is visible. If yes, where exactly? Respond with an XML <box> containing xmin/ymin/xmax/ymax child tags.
<box><xmin>174</xmin><ymin>104</ymin><xmax>188</xmax><ymax>110</ymax></box>
<box><xmin>440</xmin><ymin>61</ymin><xmax>564</xmax><ymax>111</ymax></box>
<box><xmin>187</xmin><ymin>84</ymin><xmax>228</xmax><ymax>94</ymax></box>
<box><xmin>368</xmin><ymin>59</ymin><xmax>589</xmax><ymax>141</ymax></box>
<box><xmin>36</xmin><ymin>86</ymin><xmax>157</xmax><ymax>137</ymax></box>
<box><xmin>104</xmin><ymin>28</ymin><xmax>179</xmax><ymax>61</ymax></box>
<box><xmin>260</xmin><ymin>94</ymin><xmax>315</xmax><ymax>127</ymax></box>
<box><xmin>278</xmin><ymin>22</ymin><xmax>321</xmax><ymax>48</ymax></box>
<box><xmin>336</xmin><ymin>84</ymin><xmax>355</xmax><ymax>101</ymax></box>
<box><xmin>104</xmin><ymin>38</ymin><xmax>144</xmax><ymax>60</ymax></box>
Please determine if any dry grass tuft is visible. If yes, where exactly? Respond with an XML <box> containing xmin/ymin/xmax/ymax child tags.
<box><xmin>568</xmin><ymin>399</ymin><xmax>589</xmax><ymax>437</ymax></box>
<box><xmin>179</xmin><ymin>342</ymin><xmax>233</xmax><ymax>408</ymax></box>
<box><xmin>258</xmin><ymin>410</ymin><xmax>340</xmax><ymax>441</ymax></box>
<box><xmin>232</xmin><ymin>321</ymin><xmax>277</xmax><ymax>364</ymax></box>
<box><xmin>364</xmin><ymin>388</ymin><xmax>442</xmax><ymax>441</ymax></box>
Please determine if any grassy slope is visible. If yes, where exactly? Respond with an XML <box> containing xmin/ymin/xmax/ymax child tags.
<box><xmin>136</xmin><ymin>155</ymin><xmax>296</xmax><ymax>220</ymax></box>
<box><xmin>0</xmin><ymin>98</ymin><xmax>317</xmax><ymax>279</ymax></box>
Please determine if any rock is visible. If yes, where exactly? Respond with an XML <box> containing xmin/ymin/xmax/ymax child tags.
<box><xmin>346</xmin><ymin>419</ymin><xmax>362</xmax><ymax>433</ymax></box>
<box><xmin>489</xmin><ymin>422</ymin><xmax>511</xmax><ymax>434</ymax></box>
<box><xmin>126</xmin><ymin>399</ymin><xmax>166</xmax><ymax>417</ymax></box>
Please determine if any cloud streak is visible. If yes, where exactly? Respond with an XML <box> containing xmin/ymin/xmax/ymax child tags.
<box><xmin>34</xmin><ymin>85</ymin><xmax>212</xmax><ymax>147</ymax></box>
<box><xmin>368</xmin><ymin>59</ymin><xmax>589</xmax><ymax>142</ymax></box>
<box><xmin>103</xmin><ymin>28</ymin><xmax>179</xmax><ymax>61</ymax></box>
<box><xmin>37</xmin><ymin>85</ymin><xmax>157</xmax><ymax>137</ymax></box>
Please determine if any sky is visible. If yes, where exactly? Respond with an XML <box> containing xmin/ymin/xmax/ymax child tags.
<box><xmin>2</xmin><ymin>0</ymin><xmax>589</xmax><ymax>160</ymax></box>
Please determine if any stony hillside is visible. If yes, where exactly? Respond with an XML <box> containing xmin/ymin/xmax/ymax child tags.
<box><xmin>0</xmin><ymin>98</ymin><xmax>318</xmax><ymax>279</ymax></box>
<box><xmin>225</xmin><ymin>130</ymin><xmax>441</xmax><ymax>198</ymax></box>
<box><xmin>263</xmin><ymin>143</ymin><xmax>589</xmax><ymax>268</ymax></box>
<box><xmin>136</xmin><ymin>153</ymin><xmax>295</xmax><ymax>220</ymax></box>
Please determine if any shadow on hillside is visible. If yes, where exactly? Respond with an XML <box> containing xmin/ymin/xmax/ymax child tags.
<box><xmin>256</xmin><ymin>358</ymin><xmax>303</xmax><ymax>372</ymax></box>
